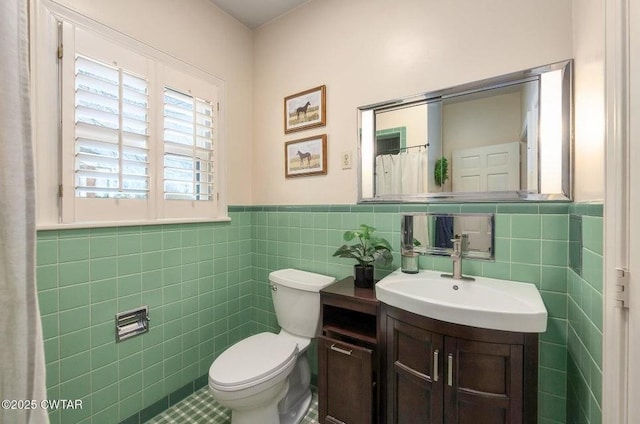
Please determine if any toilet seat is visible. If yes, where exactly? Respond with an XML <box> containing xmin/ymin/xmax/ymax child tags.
<box><xmin>209</xmin><ymin>333</ymin><xmax>298</xmax><ymax>392</ymax></box>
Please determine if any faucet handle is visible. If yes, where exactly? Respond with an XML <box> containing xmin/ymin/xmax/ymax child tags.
<box><xmin>451</xmin><ymin>234</ymin><xmax>469</xmax><ymax>254</ymax></box>
<box><xmin>450</xmin><ymin>237</ymin><xmax>461</xmax><ymax>255</ymax></box>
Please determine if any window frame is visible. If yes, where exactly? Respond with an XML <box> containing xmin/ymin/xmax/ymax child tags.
<box><xmin>31</xmin><ymin>0</ymin><xmax>228</xmax><ymax>229</ymax></box>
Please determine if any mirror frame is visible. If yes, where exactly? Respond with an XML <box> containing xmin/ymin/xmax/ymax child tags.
<box><xmin>402</xmin><ymin>213</ymin><xmax>495</xmax><ymax>261</ymax></box>
<box><xmin>357</xmin><ymin>60</ymin><xmax>573</xmax><ymax>203</ymax></box>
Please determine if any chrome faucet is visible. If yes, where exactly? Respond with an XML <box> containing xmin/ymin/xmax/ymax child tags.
<box><xmin>442</xmin><ymin>234</ymin><xmax>475</xmax><ymax>281</ymax></box>
<box><xmin>451</xmin><ymin>236</ymin><xmax>463</xmax><ymax>279</ymax></box>
<box><xmin>401</xmin><ymin>215</ymin><xmax>419</xmax><ymax>274</ymax></box>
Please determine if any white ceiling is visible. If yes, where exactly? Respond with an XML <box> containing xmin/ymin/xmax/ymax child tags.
<box><xmin>210</xmin><ymin>0</ymin><xmax>310</xmax><ymax>29</ymax></box>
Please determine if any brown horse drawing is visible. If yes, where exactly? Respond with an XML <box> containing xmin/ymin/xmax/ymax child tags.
<box><xmin>297</xmin><ymin>150</ymin><xmax>312</xmax><ymax>166</ymax></box>
<box><xmin>296</xmin><ymin>101</ymin><xmax>311</xmax><ymax>119</ymax></box>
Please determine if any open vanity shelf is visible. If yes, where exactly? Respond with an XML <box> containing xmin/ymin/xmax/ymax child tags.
<box><xmin>322</xmin><ymin>307</ymin><xmax>377</xmax><ymax>346</ymax></box>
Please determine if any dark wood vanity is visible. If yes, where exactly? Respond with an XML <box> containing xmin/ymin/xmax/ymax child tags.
<box><xmin>318</xmin><ymin>277</ymin><xmax>539</xmax><ymax>424</ymax></box>
<box><xmin>318</xmin><ymin>277</ymin><xmax>379</xmax><ymax>423</ymax></box>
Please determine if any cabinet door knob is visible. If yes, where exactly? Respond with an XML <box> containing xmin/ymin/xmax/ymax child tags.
<box><xmin>330</xmin><ymin>343</ymin><xmax>353</xmax><ymax>356</ymax></box>
<box><xmin>447</xmin><ymin>353</ymin><xmax>453</xmax><ymax>386</ymax></box>
<box><xmin>433</xmin><ymin>349</ymin><xmax>439</xmax><ymax>382</ymax></box>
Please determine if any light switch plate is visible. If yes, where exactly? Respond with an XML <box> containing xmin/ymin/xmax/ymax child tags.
<box><xmin>341</xmin><ymin>151</ymin><xmax>352</xmax><ymax>169</ymax></box>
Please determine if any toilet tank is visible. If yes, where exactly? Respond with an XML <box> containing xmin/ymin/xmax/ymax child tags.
<box><xmin>269</xmin><ymin>269</ymin><xmax>335</xmax><ymax>338</ymax></box>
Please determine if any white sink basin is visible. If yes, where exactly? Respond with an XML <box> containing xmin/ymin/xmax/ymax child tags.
<box><xmin>375</xmin><ymin>269</ymin><xmax>548</xmax><ymax>333</ymax></box>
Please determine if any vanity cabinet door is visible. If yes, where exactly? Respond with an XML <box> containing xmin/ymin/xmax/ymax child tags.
<box><xmin>382</xmin><ymin>304</ymin><xmax>534</xmax><ymax>424</ymax></box>
<box><xmin>318</xmin><ymin>335</ymin><xmax>374</xmax><ymax>424</ymax></box>
<box><xmin>385</xmin><ymin>316</ymin><xmax>444</xmax><ymax>424</ymax></box>
<box><xmin>444</xmin><ymin>338</ymin><xmax>523</xmax><ymax>424</ymax></box>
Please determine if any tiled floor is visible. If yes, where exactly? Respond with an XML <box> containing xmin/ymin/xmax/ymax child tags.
<box><xmin>145</xmin><ymin>387</ymin><xmax>319</xmax><ymax>424</ymax></box>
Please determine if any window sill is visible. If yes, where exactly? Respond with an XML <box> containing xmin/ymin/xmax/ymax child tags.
<box><xmin>36</xmin><ymin>216</ymin><xmax>232</xmax><ymax>231</ymax></box>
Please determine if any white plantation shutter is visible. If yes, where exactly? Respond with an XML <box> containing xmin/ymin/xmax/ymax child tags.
<box><xmin>55</xmin><ymin>20</ymin><xmax>225</xmax><ymax>225</ymax></box>
<box><xmin>74</xmin><ymin>55</ymin><xmax>149</xmax><ymax>199</ymax></box>
<box><xmin>163</xmin><ymin>87</ymin><xmax>215</xmax><ymax>201</ymax></box>
<box><xmin>159</xmin><ymin>65</ymin><xmax>219</xmax><ymax>220</ymax></box>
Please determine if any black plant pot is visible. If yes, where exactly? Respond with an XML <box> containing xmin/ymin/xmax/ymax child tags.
<box><xmin>354</xmin><ymin>264</ymin><xmax>374</xmax><ymax>288</ymax></box>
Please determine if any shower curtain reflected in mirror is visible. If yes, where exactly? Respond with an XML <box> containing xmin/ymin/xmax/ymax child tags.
<box><xmin>375</xmin><ymin>150</ymin><xmax>429</xmax><ymax>195</ymax></box>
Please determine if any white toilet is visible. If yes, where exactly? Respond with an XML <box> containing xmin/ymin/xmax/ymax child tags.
<box><xmin>208</xmin><ymin>268</ymin><xmax>335</xmax><ymax>424</ymax></box>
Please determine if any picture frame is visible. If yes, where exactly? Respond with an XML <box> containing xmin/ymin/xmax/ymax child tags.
<box><xmin>284</xmin><ymin>85</ymin><xmax>326</xmax><ymax>133</ymax></box>
<box><xmin>285</xmin><ymin>134</ymin><xmax>328</xmax><ymax>178</ymax></box>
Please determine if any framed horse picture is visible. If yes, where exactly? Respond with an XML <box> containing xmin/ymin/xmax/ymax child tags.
<box><xmin>285</xmin><ymin>134</ymin><xmax>328</xmax><ymax>178</ymax></box>
<box><xmin>284</xmin><ymin>85</ymin><xmax>326</xmax><ymax>133</ymax></box>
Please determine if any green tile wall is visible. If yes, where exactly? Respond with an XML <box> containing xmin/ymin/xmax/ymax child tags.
<box><xmin>566</xmin><ymin>206</ymin><xmax>603</xmax><ymax>424</ymax></box>
<box><xmin>36</xmin><ymin>202</ymin><xmax>602</xmax><ymax>424</ymax></box>
<box><xmin>37</xmin><ymin>211</ymin><xmax>254</xmax><ymax>424</ymax></box>
<box><xmin>250</xmin><ymin>202</ymin><xmax>572</xmax><ymax>424</ymax></box>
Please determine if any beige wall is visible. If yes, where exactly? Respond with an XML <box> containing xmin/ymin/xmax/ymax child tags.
<box><xmin>572</xmin><ymin>0</ymin><xmax>605</xmax><ymax>201</ymax></box>
<box><xmin>51</xmin><ymin>0</ymin><xmax>255</xmax><ymax>205</ymax></box>
<box><xmin>252</xmin><ymin>0</ymin><xmax>574</xmax><ymax>205</ymax></box>
<box><xmin>376</xmin><ymin>104</ymin><xmax>428</xmax><ymax>149</ymax></box>
<box><xmin>443</xmin><ymin>92</ymin><xmax>523</xmax><ymax>159</ymax></box>
<box><xmin>45</xmin><ymin>0</ymin><xmax>601</xmax><ymax>205</ymax></box>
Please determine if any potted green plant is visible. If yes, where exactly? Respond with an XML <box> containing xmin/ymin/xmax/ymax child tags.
<box><xmin>332</xmin><ymin>224</ymin><xmax>393</xmax><ymax>288</ymax></box>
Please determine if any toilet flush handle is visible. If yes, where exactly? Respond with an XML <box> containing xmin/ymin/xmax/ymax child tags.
<box><xmin>270</xmin><ymin>284</ymin><xmax>277</xmax><ymax>292</ymax></box>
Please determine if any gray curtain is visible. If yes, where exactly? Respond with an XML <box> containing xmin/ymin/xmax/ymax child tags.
<box><xmin>0</xmin><ymin>0</ymin><xmax>50</xmax><ymax>423</ymax></box>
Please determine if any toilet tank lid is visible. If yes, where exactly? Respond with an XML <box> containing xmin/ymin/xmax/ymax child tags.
<box><xmin>269</xmin><ymin>268</ymin><xmax>335</xmax><ymax>292</ymax></box>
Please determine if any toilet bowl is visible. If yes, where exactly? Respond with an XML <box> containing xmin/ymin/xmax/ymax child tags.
<box><xmin>209</xmin><ymin>332</ymin><xmax>298</xmax><ymax>424</ymax></box>
<box><xmin>208</xmin><ymin>269</ymin><xmax>335</xmax><ymax>424</ymax></box>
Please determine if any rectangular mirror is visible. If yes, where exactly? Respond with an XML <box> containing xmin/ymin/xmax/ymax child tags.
<box><xmin>401</xmin><ymin>213</ymin><xmax>495</xmax><ymax>260</ymax></box>
<box><xmin>359</xmin><ymin>60</ymin><xmax>573</xmax><ymax>203</ymax></box>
